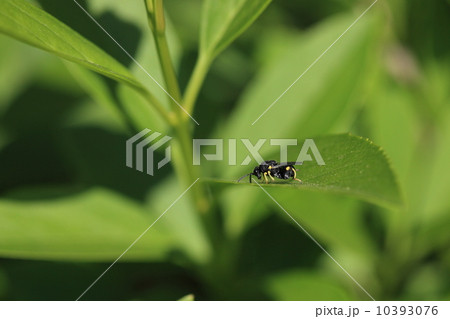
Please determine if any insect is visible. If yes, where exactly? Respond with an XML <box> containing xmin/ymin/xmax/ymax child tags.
<box><xmin>237</xmin><ymin>160</ymin><xmax>302</xmax><ymax>184</ymax></box>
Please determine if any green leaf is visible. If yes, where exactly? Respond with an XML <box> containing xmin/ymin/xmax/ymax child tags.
<box><xmin>144</xmin><ymin>177</ymin><xmax>212</xmax><ymax>264</ymax></box>
<box><xmin>0</xmin><ymin>0</ymin><xmax>143</xmax><ymax>90</ymax></box>
<box><xmin>177</xmin><ymin>294</ymin><xmax>195</xmax><ymax>301</ymax></box>
<box><xmin>209</xmin><ymin>12</ymin><xmax>381</xmax><ymax>238</ymax></box>
<box><xmin>206</xmin><ymin>134</ymin><xmax>403</xmax><ymax>209</ymax></box>
<box><xmin>0</xmin><ymin>187</ymin><xmax>176</xmax><ymax>261</ymax></box>
<box><xmin>200</xmin><ymin>0</ymin><xmax>271</xmax><ymax>59</ymax></box>
<box><xmin>89</xmin><ymin>0</ymin><xmax>183</xmax><ymax>107</ymax></box>
<box><xmin>265</xmin><ymin>270</ymin><xmax>352</xmax><ymax>301</ymax></box>
<box><xmin>234</xmin><ymin>18</ymin><xmax>375</xmax><ymax>135</ymax></box>
<box><xmin>213</xmin><ymin>13</ymin><xmax>380</xmax><ymax>178</ymax></box>
<box><xmin>0</xmin><ymin>36</ymin><xmax>39</xmax><ymax>109</ymax></box>
<box><xmin>368</xmin><ymin>68</ymin><xmax>450</xmax><ymax>219</ymax></box>
<box><xmin>220</xmin><ymin>186</ymin><xmax>271</xmax><ymax>239</ymax></box>
<box><xmin>64</xmin><ymin>62</ymin><xmax>129</xmax><ymax>131</ymax></box>
<box><xmin>117</xmin><ymin>84</ymin><xmax>169</xmax><ymax>133</ymax></box>
<box><xmin>269</xmin><ymin>190</ymin><xmax>376</xmax><ymax>257</ymax></box>
<box><xmin>414</xmin><ymin>101</ymin><xmax>450</xmax><ymax>220</ymax></box>
<box><xmin>366</xmin><ymin>79</ymin><xmax>419</xmax><ymax>193</ymax></box>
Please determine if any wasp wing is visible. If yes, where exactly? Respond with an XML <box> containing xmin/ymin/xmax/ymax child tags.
<box><xmin>271</xmin><ymin>162</ymin><xmax>303</xmax><ymax>169</ymax></box>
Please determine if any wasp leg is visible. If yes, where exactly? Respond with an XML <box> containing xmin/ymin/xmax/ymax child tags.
<box><xmin>293</xmin><ymin>169</ymin><xmax>302</xmax><ymax>183</ymax></box>
<box><xmin>267</xmin><ymin>171</ymin><xmax>275</xmax><ymax>181</ymax></box>
<box><xmin>263</xmin><ymin>172</ymin><xmax>269</xmax><ymax>184</ymax></box>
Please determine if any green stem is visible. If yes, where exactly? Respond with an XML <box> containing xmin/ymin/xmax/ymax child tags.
<box><xmin>144</xmin><ymin>0</ymin><xmax>211</xmax><ymax>216</ymax></box>
<box><xmin>183</xmin><ymin>54</ymin><xmax>211</xmax><ymax>115</ymax></box>
<box><xmin>154</xmin><ymin>32</ymin><xmax>182</xmax><ymax>103</ymax></box>
<box><xmin>145</xmin><ymin>0</ymin><xmax>182</xmax><ymax>110</ymax></box>
<box><xmin>173</xmin><ymin>119</ymin><xmax>210</xmax><ymax>214</ymax></box>
<box><xmin>155</xmin><ymin>0</ymin><xmax>181</xmax><ymax>103</ymax></box>
<box><xmin>143</xmin><ymin>3</ymin><xmax>219</xmax><ymax>256</ymax></box>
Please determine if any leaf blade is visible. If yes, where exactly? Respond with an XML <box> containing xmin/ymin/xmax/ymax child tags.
<box><xmin>265</xmin><ymin>270</ymin><xmax>353</xmax><ymax>301</ymax></box>
<box><xmin>0</xmin><ymin>0</ymin><xmax>143</xmax><ymax>89</ymax></box>
<box><xmin>0</xmin><ymin>188</ymin><xmax>176</xmax><ymax>261</ymax></box>
<box><xmin>206</xmin><ymin>134</ymin><xmax>403</xmax><ymax>209</ymax></box>
<box><xmin>200</xmin><ymin>0</ymin><xmax>271</xmax><ymax>58</ymax></box>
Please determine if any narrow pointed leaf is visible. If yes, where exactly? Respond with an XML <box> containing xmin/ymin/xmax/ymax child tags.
<box><xmin>0</xmin><ymin>0</ymin><xmax>143</xmax><ymax>89</ymax></box>
<box><xmin>200</xmin><ymin>0</ymin><xmax>272</xmax><ymax>58</ymax></box>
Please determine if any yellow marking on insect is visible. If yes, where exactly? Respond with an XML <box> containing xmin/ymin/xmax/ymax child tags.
<box><xmin>268</xmin><ymin>171</ymin><xmax>275</xmax><ymax>181</ymax></box>
<box><xmin>268</xmin><ymin>165</ymin><xmax>272</xmax><ymax>169</ymax></box>
<box><xmin>286</xmin><ymin>166</ymin><xmax>291</xmax><ymax>170</ymax></box>
<box><xmin>292</xmin><ymin>169</ymin><xmax>302</xmax><ymax>183</ymax></box>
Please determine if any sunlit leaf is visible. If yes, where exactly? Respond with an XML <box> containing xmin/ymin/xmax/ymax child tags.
<box><xmin>265</xmin><ymin>270</ymin><xmax>352</xmax><ymax>301</ymax></box>
<box><xmin>145</xmin><ymin>177</ymin><xmax>212</xmax><ymax>264</ymax></box>
<box><xmin>207</xmin><ymin>134</ymin><xmax>403</xmax><ymax>209</ymax></box>
<box><xmin>0</xmin><ymin>187</ymin><xmax>176</xmax><ymax>261</ymax></box>
<box><xmin>211</xmin><ymin>13</ymin><xmax>382</xmax><ymax>237</ymax></box>
<box><xmin>214</xmin><ymin>13</ymin><xmax>381</xmax><ymax>178</ymax></box>
<box><xmin>177</xmin><ymin>293</ymin><xmax>195</xmax><ymax>301</ymax></box>
<box><xmin>200</xmin><ymin>0</ymin><xmax>271</xmax><ymax>59</ymax></box>
<box><xmin>0</xmin><ymin>0</ymin><xmax>143</xmax><ymax>89</ymax></box>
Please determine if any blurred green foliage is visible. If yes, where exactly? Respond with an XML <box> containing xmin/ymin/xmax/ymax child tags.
<box><xmin>0</xmin><ymin>0</ymin><xmax>449</xmax><ymax>301</ymax></box>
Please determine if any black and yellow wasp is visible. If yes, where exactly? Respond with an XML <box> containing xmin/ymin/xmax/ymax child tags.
<box><xmin>237</xmin><ymin>160</ymin><xmax>302</xmax><ymax>184</ymax></box>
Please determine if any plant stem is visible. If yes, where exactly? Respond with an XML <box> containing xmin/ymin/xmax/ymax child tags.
<box><xmin>155</xmin><ymin>32</ymin><xmax>182</xmax><ymax>103</ymax></box>
<box><xmin>175</xmin><ymin>119</ymin><xmax>211</xmax><ymax>215</ymax></box>
<box><xmin>144</xmin><ymin>0</ymin><xmax>212</xmax><ymax>216</ymax></box>
<box><xmin>183</xmin><ymin>54</ymin><xmax>211</xmax><ymax>115</ymax></box>
<box><xmin>146</xmin><ymin>0</ymin><xmax>182</xmax><ymax>110</ymax></box>
<box><xmin>142</xmin><ymin>3</ymin><xmax>221</xmax><ymax>250</ymax></box>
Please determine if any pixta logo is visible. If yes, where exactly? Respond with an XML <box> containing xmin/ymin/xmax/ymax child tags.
<box><xmin>193</xmin><ymin>139</ymin><xmax>325</xmax><ymax>166</ymax></box>
<box><xmin>126</xmin><ymin>129</ymin><xmax>325</xmax><ymax>176</ymax></box>
<box><xmin>126</xmin><ymin>129</ymin><xmax>172</xmax><ymax>176</ymax></box>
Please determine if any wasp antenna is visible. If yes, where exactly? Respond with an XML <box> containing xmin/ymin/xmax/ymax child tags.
<box><xmin>237</xmin><ymin>173</ymin><xmax>251</xmax><ymax>183</ymax></box>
